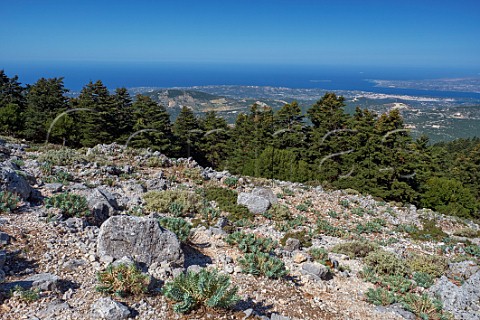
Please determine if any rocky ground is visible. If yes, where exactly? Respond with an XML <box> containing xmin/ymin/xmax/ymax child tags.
<box><xmin>0</xmin><ymin>139</ymin><xmax>479</xmax><ymax>320</ymax></box>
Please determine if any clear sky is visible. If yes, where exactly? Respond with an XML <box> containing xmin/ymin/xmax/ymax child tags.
<box><xmin>1</xmin><ymin>0</ymin><xmax>479</xmax><ymax>68</ymax></box>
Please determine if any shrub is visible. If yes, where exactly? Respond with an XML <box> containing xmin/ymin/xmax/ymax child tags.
<box><xmin>145</xmin><ymin>157</ymin><xmax>165</xmax><ymax>168</ymax></box>
<box><xmin>354</xmin><ymin>221</ymin><xmax>384</xmax><ymax>234</ymax></box>
<box><xmin>267</xmin><ymin>203</ymin><xmax>292</xmax><ymax>221</ymax></box>
<box><xmin>275</xmin><ymin>215</ymin><xmax>307</xmax><ymax>232</ymax></box>
<box><xmin>238</xmin><ymin>252</ymin><xmax>288</xmax><ymax>279</ymax></box>
<box><xmin>351</xmin><ymin>208</ymin><xmax>365</xmax><ymax>217</ymax></box>
<box><xmin>400</xmin><ymin>293</ymin><xmax>449</xmax><ymax>320</ymax></box>
<box><xmin>339</xmin><ymin>199</ymin><xmax>349</xmax><ymax>208</ymax></box>
<box><xmin>365</xmin><ymin>287</ymin><xmax>395</xmax><ymax>306</ymax></box>
<box><xmin>407</xmin><ymin>253</ymin><xmax>447</xmax><ymax>278</ymax></box>
<box><xmin>316</xmin><ymin>218</ymin><xmax>345</xmax><ymax>237</ymax></box>
<box><xmin>204</xmin><ymin>187</ymin><xmax>253</xmax><ymax>223</ymax></box>
<box><xmin>280</xmin><ymin>230</ymin><xmax>312</xmax><ymax>248</ymax></box>
<box><xmin>0</xmin><ymin>191</ymin><xmax>21</xmax><ymax>213</ymax></box>
<box><xmin>364</xmin><ymin>250</ymin><xmax>409</xmax><ymax>277</ymax></box>
<box><xmin>309</xmin><ymin>247</ymin><xmax>329</xmax><ymax>263</ymax></box>
<box><xmin>408</xmin><ymin>219</ymin><xmax>448</xmax><ymax>242</ymax></box>
<box><xmin>453</xmin><ymin>228</ymin><xmax>480</xmax><ymax>238</ymax></box>
<box><xmin>10</xmin><ymin>285</ymin><xmax>40</xmax><ymax>302</ymax></box>
<box><xmin>96</xmin><ymin>263</ymin><xmax>150</xmax><ymax>297</ymax></box>
<box><xmin>158</xmin><ymin>217</ymin><xmax>192</xmax><ymax>242</ymax></box>
<box><xmin>413</xmin><ymin>272</ymin><xmax>434</xmax><ymax>289</ymax></box>
<box><xmin>379</xmin><ymin>275</ymin><xmax>414</xmax><ymax>294</ymax></box>
<box><xmin>225</xmin><ymin>231</ymin><xmax>276</xmax><ymax>254</ymax></box>
<box><xmin>331</xmin><ymin>240</ymin><xmax>378</xmax><ymax>259</ymax></box>
<box><xmin>143</xmin><ymin>190</ymin><xmax>201</xmax><ymax>216</ymax></box>
<box><xmin>465</xmin><ymin>244</ymin><xmax>480</xmax><ymax>257</ymax></box>
<box><xmin>199</xmin><ymin>206</ymin><xmax>220</xmax><ymax>226</ymax></box>
<box><xmin>223</xmin><ymin>177</ymin><xmax>238</xmax><ymax>187</ymax></box>
<box><xmin>296</xmin><ymin>203</ymin><xmax>308</xmax><ymax>212</ymax></box>
<box><xmin>327</xmin><ymin>210</ymin><xmax>338</xmax><ymax>219</ymax></box>
<box><xmin>162</xmin><ymin>268</ymin><xmax>239</xmax><ymax>313</ymax></box>
<box><xmin>38</xmin><ymin>148</ymin><xmax>83</xmax><ymax>166</ymax></box>
<box><xmin>45</xmin><ymin>192</ymin><xmax>89</xmax><ymax>217</ymax></box>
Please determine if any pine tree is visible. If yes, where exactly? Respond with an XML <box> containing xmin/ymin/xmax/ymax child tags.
<box><xmin>199</xmin><ymin>111</ymin><xmax>230</xmax><ymax>168</ymax></box>
<box><xmin>23</xmin><ymin>77</ymin><xmax>69</xmax><ymax>142</ymax></box>
<box><xmin>130</xmin><ymin>94</ymin><xmax>173</xmax><ymax>154</ymax></box>
<box><xmin>173</xmin><ymin>106</ymin><xmax>201</xmax><ymax>158</ymax></box>
<box><xmin>112</xmin><ymin>87</ymin><xmax>134</xmax><ymax>142</ymax></box>
<box><xmin>0</xmin><ymin>71</ymin><xmax>25</xmax><ymax>136</ymax></box>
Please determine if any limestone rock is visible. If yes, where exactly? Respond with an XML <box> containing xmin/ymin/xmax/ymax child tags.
<box><xmin>97</xmin><ymin>215</ymin><xmax>184</xmax><ymax>267</ymax></box>
<box><xmin>0</xmin><ymin>165</ymin><xmax>33</xmax><ymax>199</ymax></box>
<box><xmin>91</xmin><ymin>297</ymin><xmax>131</xmax><ymax>320</ymax></box>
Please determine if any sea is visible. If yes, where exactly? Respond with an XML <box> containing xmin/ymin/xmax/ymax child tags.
<box><xmin>2</xmin><ymin>61</ymin><xmax>480</xmax><ymax>99</ymax></box>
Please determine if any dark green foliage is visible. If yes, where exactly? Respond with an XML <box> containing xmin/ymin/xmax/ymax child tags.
<box><xmin>280</xmin><ymin>230</ymin><xmax>312</xmax><ymax>248</ymax></box>
<box><xmin>225</xmin><ymin>231</ymin><xmax>277</xmax><ymax>254</ymax></box>
<box><xmin>331</xmin><ymin>240</ymin><xmax>378</xmax><ymax>259</ymax></box>
<box><xmin>0</xmin><ymin>191</ymin><xmax>21</xmax><ymax>213</ymax></box>
<box><xmin>379</xmin><ymin>275</ymin><xmax>414</xmax><ymax>294</ymax></box>
<box><xmin>45</xmin><ymin>192</ymin><xmax>90</xmax><ymax>217</ymax></box>
<box><xmin>158</xmin><ymin>217</ymin><xmax>192</xmax><ymax>242</ymax></box>
<box><xmin>130</xmin><ymin>94</ymin><xmax>173</xmax><ymax>153</ymax></box>
<box><xmin>238</xmin><ymin>252</ymin><xmax>288</xmax><ymax>279</ymax></box>
<box><xmin>10</xmin><ymin>285</ymin><xmax>40</xmax><ymax>303</ymax></box>
<box><xmin>143</xmin><ymin>190</ymin><xmax>201</xmax><ymax>216</ymax></box>
<box><xmin>354</xmin><ymin>219</ymin><xmax>385</xmax><ymax>234</ymax></box>
<box><xmin>204</xmin><ymin>187</ymin><xmax>253</xmax><ymax>223</ymax></box>
<box><xmin>364</xmin><ymin>250</ymin><xmax>409</xmax><ymax>277</ymax></box>
<box><xmin>465</xmin><ymin>245</ymin><xmax>480</xmax><ymax>257</ymax></box>
<box><xmin>223</xmin><ymin>177</ymin><xmax>238</xmax><ymax>187</ymax></box>
<box><xmin>408</xmin><ymin>219</ymin><xmax>448</xmax><ymax>242</ymax></box>
<box><xmin>421</xmin><ymin>177</ymin><xmax>479</xmax><ymax>219</ymax></box>
<box><xmin>365</xmin><ymin>287</ymin><xmax>396</xmax><ymax>306</ymax></box>
<box><xmin>96</xmin><ymin>263</ymin><xmax>150</xmax><ymax>297</ymax></box>
<box><xmin>162</xmin><ymin>268</ymin><xmax>239</xmax><ymax>313</ymax></box>
<box><xmin>413</xmin><ymin>272</ymin><xmax>435</xmax><ymax>288</ymax></box>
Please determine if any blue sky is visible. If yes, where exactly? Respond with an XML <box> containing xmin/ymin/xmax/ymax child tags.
<box><xmin>1</xmin><ymin>0</ymin><xmax>479</xmax><ymax>68</ymax></box>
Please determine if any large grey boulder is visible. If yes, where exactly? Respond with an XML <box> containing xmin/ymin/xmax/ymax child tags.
<box><xmin>91</xmin><ymin>297</ymin><xmax>130</xmax><ymax>320</ymax></box>
<box><xmin>26</xmin><ymin>273</ymin><xmax>60</xmax><ymax>291</ymax></box>
<box><xmin>429</xmin><ymin>271</ymin><xmax>480</xmax><ymax>320</ymax></box>
<box><xmin>237</xmin><ymin>187</ymin><xmax>278</xmax><ymax>214</ymax></box>
<box><xmin>97</xmin><ymin>215</ymin><xmax>184</xmax><ymax>267</ymax></box>
<box><xmin>0</xmin><ymin>165</ymin><xmax>33</xmax><ymax>199</ymax></box>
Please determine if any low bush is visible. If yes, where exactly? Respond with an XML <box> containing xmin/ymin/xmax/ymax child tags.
<box><xmin>96</xmin><ymin>263</ymin><xmax>150</xmax><ymax>297</ymax></box>
<box><xmin>400</xmin><ymin>293</ymin><xmax>450</xmax><ymax>320</ymax></box>
<box><xmin>364</xmin><ymin>250</ymin><xmax>409</xmax><ymax>277</ymax></box>
<box><xmin>238</xmin><ymin>252</ymin><xmax>288</xmax><ymax>279</ymax></box>
<box><xmin>267</xmin><ymin>203</ymin><xmax>292</xmax><ymax>221</ymax></box>
<box><xmin>38</xmin><ymin>148</ymin><xmax>84</xmax><ymax>166</ymax></box>
<box><xmin>365</xmin><ymin>287</ymin><xmax>395</xmax><ymax>306</ymax></box>
<box><xmin>143</xmin><ymin>190</ymin><xmax>201</xmax><ymax>216</ymax></box>
<box><xmin>204</xmin><ymin>187</ymin><xmax>253</xmax><ymax>223</ymax></box>
<box><xmin>162</xmin><ymin>268</ymin><xmax>239</xmax><ymax>313</ymax></box>
<box><xmin>331</xmin><ymin>240</ymin><xmax>378</xmax><ymax>259</ymax></box>
<box><xmin>280</xmin><ymin>230</ymin><xmax>312</xmax><ymax>248</ymax></box>
<box><xmin>225</xmin><ymin>231</ymin><xmax>277</xmax><ymax>254</ymax></box>
<box><xmin>407</xmin><ymin>253</ymin><xmax>447</xmax><ymax>278</ymax></box>
<box><xmin>316</xmin><ymin>218</ymin><xmax>345</xmax><ymax>237</ymax></box>
<box><xmin>413</xmin><ymin>272</ymin><xmax>434</xmax><ymax>289</ymax></box>
<box><xmin>45</xmin><ymin>192</ymin><xmax>89</xmax><ymax>218</ymax></box>
<box><xmin>158</xmin><ymin>217</ymin><xmax>192</xmax><ymax>242</ymax></box>
<box><xmin>0</xmin><ymin>191</ymin><xmax>21</xmax><ymax>214</ymax></box>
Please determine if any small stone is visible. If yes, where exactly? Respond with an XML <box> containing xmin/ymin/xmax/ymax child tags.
<box><xmin>225</xmin><ymin>265</ymin><xmax>234</xmax><ymax>274</ymax></box>
<box><xmin>0</xmin><ymin>232</ymin><xmax>9</xmax><ymax>245</ymax></box>
<box><xmin>301</xmin><ymin>262</ymin><xmax>332</xmax><ymax>281</ymax></box>
<box><xmin>243</xmin><ymin>308</ymin><xmax>254</xmax><ymax>319</ymax></box>
<box><xmin>293</xmin><ymin>252</ymin><xmax>307</xmax><ymax>264</ymax></box>
<box><xmin>284</xmin><ymin>238</ymin><xmax>301</xmax><ymax>252</ymax></box>
<box><xmin>91</xmin><ymin>297</ymin><xmax>131</xmax><ymax>320</ymax></box>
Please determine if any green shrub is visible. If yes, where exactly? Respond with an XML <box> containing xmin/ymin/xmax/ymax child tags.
<box><xmin>225</xmin><ymin>231</ymin><xmax>276</xmax><ymax>254</ymax></box>
<box><xmin>351</xmin><ymin>208</ymin><xmax>365</xmax><ymax>217</ymax></box>
<box><xmin>364</xmin><ymin>250</ymin><xmax>409</xmax><ymax>276</ymax></box>
<box><xmin>339</xmin><ymin>199</ymin><xmax>349</xmax><ymax>208</ymax></box>
<box><xmin>365</xmin><ymin>287</ymin><xmax>395</xmax><ymax>306</ymax></box>
<box><xmin>354</xmin><ymin>221</ymin><xmax>384</xmax><ymax>234</ymax></box>
<box><xmin>327</xmin><ymin>210</ymin><xmax>338</xmax><ymax>219</ymax></box>
<box><xmin>158</xmin><ymin>217</ymin><xmax>192</xmax><ymax>242</ymax></box>
<box><xmin>38</xmin><ymin>148</ymin><xmax>84</xmax><ymax>166</ymax></box>
<box><xmin>316</xmin><ymin>218</ymin><xmax>345</xmax><ymax>237</ymax></box>
<box><xmin>453</xmin><ymin>228</ymin><xmax>480</xmax><ymax>238</ymax></box>
<box><xmin>199</xmin><ymin>206</ymin><xmax>220</xmax><ymax>226</ymax></box>
<box><xmin>408</xmin><ymin>219</ymin><xmax>448</xmax><ymax>242</ymax></box>
<box><xmin>45</xmin><ymin>192</ymin><xmax>89</xmax><ymax>217</ymax></box>
<box><xmin>162</xmin><ymin>268</ymin><xmax>239</xmax><ymax>313</ymax></box>
<box><xmin>238</xmin><ymin>252</ymin><xmax>288</xmax><ymax>279</ymax></box>
<box><xmin>145</xmin><ymin>157</ymin><xmax>165</xmax><ymax>168</ymax></box>
<box><xmin>379</xmin><ymin>275</ymin><xmax>414</xmax><ymax>294</ymax></box>
<box><xmin>267</xmin><ymin>203</ymin><xmax>292</xmax><ymax>221</ymax></box>
<box><xmin>10</xmin><ymin>285</ymin><xmax>40</xmax><ymax>302</ymax></box>
<box><xmin>280</xmin><ymin>230</ymin><xmax>312</xmax><ymax>248</ymax></box>
<box><xmin>223</xmin><ymin>177</ymin><xmax>238</xmax><ymax>187</ymax></box>
<box><xmin>309</xmin><ymin>247</ymin><xmax>329</xmax><ymax>263</ymax></box>
<box><xmin>331</xmin><ymin>240</ymin><xmax>378</xmax><ymax>259</ymax></box>
<box><xmin>182</xmin><ymin>168</ymin><xmax>203</xmax><ymax>181</ymax></box>
<box><xmin>465</xmin><ymin>244</ymin><xmax>480</xmax><ymax>257</ymax></box>
<box><xmin>143</xmin><ymin>190</ymin><xmax>201</xmax><ymax>216</ymax></box>
<box><xmin>96</xmin><ymin>263</ymin><xmax>150</xmax><ymax>297</ymax></box>
<box><xmin>0</xmin><ymin>191</ymin><xmax>21</xmax><ymax>213</ymax></box>
<box><xmin>413</xmin><ymin>272</ymin><xmax>434</xmax><ymax>289</ymax></box>
<box><xmin>275</xmin><ymin>215</ymin><xmax>307</xmax><ymax>232</ymax></box>
<box><xmin>400</xmin><ymin>293</ymin><xmax>449</xmax><ymax>320</ymax></box>
<box><xmin>407</xmin><ymin>253</ymin><xmax>447</xmax><ymax>278</ymax></box>
<box><xmin>296</xmin><ymin>203</ymin><xmax>308</xmax><ymax>212</ymax></box>
<box><xmin>204</xmin><ymin>187</ymin><xmax>253</xmax><ymax>223</ymax></box>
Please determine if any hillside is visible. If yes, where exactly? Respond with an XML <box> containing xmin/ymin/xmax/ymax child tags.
<box><xmin>1</xmin><ymin>139</ymin><xmax>479</xmax><ymax>319</ymax></box>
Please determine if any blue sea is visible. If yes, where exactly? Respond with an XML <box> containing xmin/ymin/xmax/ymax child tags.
<box><xmin>2</xmin><ymin>61</ymin><xmax>480</xmax><ymax>99</ymax></box>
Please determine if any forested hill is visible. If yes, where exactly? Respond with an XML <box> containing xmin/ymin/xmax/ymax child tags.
<box><xmin>1</xmin><ymin>70</ymin><xmax>479</xmax><ymax>220</ymax></box>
